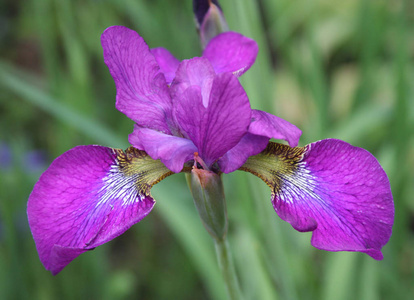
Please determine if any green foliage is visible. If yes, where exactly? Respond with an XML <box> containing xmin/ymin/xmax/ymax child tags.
<box><xmin>0</xmin><ymin>0</ymin><xmax>413</xmax><ymax>299</ymax></box>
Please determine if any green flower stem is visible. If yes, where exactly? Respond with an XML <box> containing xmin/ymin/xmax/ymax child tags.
<box><xmin>214</xmin><ymin>237</ymin><xmax>243</xmax><ymax>300</ymax></box>
<box><xmin>185</xmin><ymin>173</ymin><xmax>243</xmax><ymax>300</ymax></box>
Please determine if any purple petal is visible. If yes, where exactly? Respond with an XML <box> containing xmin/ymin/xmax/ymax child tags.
<box><xmin>101</xmin><ymin>26</ymin><xmax>172</xmax><ymax>134</ymax></box>
<box><xmin>203</xmin><ymin>31</ymin><xmax>258</xmax><ymax>77</ymax></box>
<box><xmin>218</xmin><ymin>133</ymin><xmax>269</xmax><ymax>173</ymax></box>
<box><xmin>241</xmin><ymin>140</ymin><xmax>394</xmax><ymax>259</ymax></box>
<box><xmin>249</xmin><ymin>110</ymin><xmax>302</xmax><ymax>147</ymax></box>
<box><xmin>218</xmin><ymin>110</ymin><xmax>302</xmax><ymax>173</ymax></box>
<box><xmin>170</xmin><ymin>57</ymin><xmax>215</xmax><ymax>107</ymax></box>
<box><xmin>173</xmin><ymin>70</ymin><xmax>251</xmax><ymax>167</ymax></box>
<box><xmin>129</xmin><ymin>126</ymin><xmax>197</xmax><ymax>173</ymax></box>
<box><xmin>150</xmin><ymin>47</ymin><xmax>180</xmax><ymax>84</ymax></box>
<box><xmin>27</xmin><ymin>145</ymin><xmax>172</xmax><ymax>275</ymax></box>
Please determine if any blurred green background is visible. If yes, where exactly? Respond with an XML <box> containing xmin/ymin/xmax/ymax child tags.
<box><xmin>0</xmin><ymin>0</ymin><xmax>413</xmax><ymax>299</ymax></box>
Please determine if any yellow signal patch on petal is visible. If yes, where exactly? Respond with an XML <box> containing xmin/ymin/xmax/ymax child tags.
<box><xmin>239</xmin><ymin>142</ymin><xmax>306</xmax><ymax>194</ymax></box>
<box><xmin>115</xmin><ymin>147</ymin><xmax>174</xmax><ymax>194</ymax></box>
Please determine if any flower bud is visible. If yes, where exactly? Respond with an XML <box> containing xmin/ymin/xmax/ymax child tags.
<box><xmin>193</xmin><ymin>0</ymin><xmax>228</xmax><ymax>48</ymax></box>
<box><xmin>190</xmin><ymin>167</ymin><xmax>228</xmax><ymax>241</ymax></box>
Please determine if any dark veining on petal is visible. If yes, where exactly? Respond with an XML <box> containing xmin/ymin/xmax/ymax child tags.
<box><xmin>239</xmin><ymin>142</ymin><xmax>306</xmax><ymax>193</ymax></box>
<box><xmin>114</xmin><ymin>147</ymin><xmax>174</xmax><ymax>196</ymax></box>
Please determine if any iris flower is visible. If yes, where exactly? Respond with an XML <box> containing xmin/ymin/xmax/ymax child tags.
<box><xmin>27</xmin><ymin>26</ymin><xmax>394</xmax><ymax>275</ymax></box>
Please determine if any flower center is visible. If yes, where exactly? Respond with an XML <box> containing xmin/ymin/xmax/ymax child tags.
<box><xmin>193</xmin><ymin>152</ymin><xmax>210</xmax><ymax>171</ymax></box>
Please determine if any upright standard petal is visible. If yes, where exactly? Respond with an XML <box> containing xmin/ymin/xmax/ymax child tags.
<box><xmin>151</xmin><ymin>48</ymin><xmax>180</xmax><ymax>85</ymax></box>
<box><xmin>171</xmin><ymin>57</ymin><xmax>216</xmax><ymax>107</ymax></box>
<box><xmin>101</xmin><ymin>26</ymin><xmax>172</xmax><ymax>133</ymax></box>
<box><xmin>27</xmin><ymin>145</ymin><xmax>172</xmax><ymax>275</ymax></box>
<box><xmin>203</xmin><ymin>32</ymin><xmax>258</xmax><ymax>77</ymax></box>
<box><xmin>173</xmin><ymin>68</ymin><xmax>251</xmax><ymax>167</ymax></box>
<box><xmin>129</xmin><ymin>126</ymin><xmax>197</xmax><ymax>173</ymax></box>
<box><xmin>240</xmin><ymin>140</ymin><xmax>394</xmax><ymax>259</ymax></box>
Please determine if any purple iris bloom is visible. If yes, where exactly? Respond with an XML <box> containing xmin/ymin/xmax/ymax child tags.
<box><xmin>102</xmin><ymin>26</ymin><xmax>300</xmax><ymax>174</ymax></box>
<box><xmin>27</xmin><ymin>26</ymin><xmax>393</xmax><ymax>275</ymax></box>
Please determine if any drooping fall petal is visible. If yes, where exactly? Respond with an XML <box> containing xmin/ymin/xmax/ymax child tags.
<box><xmin>101</xmin><ymin>26</ymin><xmax>173</xmax><ymax>134</ymax></box>
<box><xmin>240</xmin><ymin>140</ymin><xmax>394</xmax><ymax>259</ymax></box>
<box><xmin>27</xmin><ymin>145</ymin><xmax>172</xmax><ymax>275</ymax></box>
